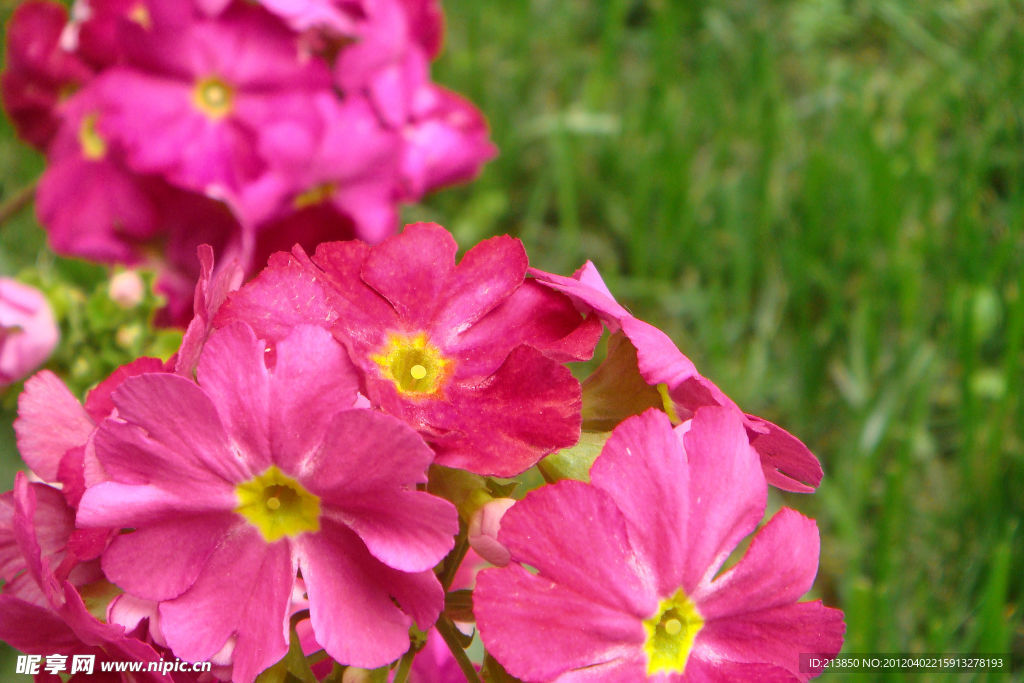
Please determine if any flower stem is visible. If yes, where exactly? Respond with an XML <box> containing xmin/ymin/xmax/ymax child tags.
<box><xmin>0</xmin><ymin>181</ymin><xmax>37</xmax><ymax>228</ymax></box>
<box><xmin>439</xmin><ymin>522</ymin><xmax>469</xmax><ymax>592</ymax></box>
<box><xmin>435</xmin><ymin>617</ymin><xmax>481</xmax><ymax>683</ymax></box>
<box><xmin>391</xmin><ymin>648</ymin><xmax>415</xmax><ymax>683</ymax></box>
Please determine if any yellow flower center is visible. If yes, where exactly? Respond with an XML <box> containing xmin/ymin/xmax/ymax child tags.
<box><xmin>235</xmin><ymin>466</ymin><xmax>321</xmax><ymax>542</ymax></box>
<box><xmin>128</xmin><ymin>2</ymin><xmax>152</xmax><ymax>29</ymax></box>
<box><xmin>78</xmin><ymin>113</ymin><xmax>107</xmax><ymax>160</ymax></box>
<box><xmin>193</xmin><ymin>76</ymin><xmax>235</xmax><ymax>120</ymax></box>
<box><xmin>293</xmin><ymin>183</ymin><xmax>338</xmax><ymax>209</ymax></box>
<box><xmin>642</xmin><ymin>589</ymin><xmax>704</xmax><ymax>676</ymax></box>
<box><xmin>370</xmin><ymin>332</ymin><xmax>451</xmax><ymax>397</ymax></box>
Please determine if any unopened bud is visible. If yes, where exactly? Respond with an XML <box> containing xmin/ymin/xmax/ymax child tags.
<box><xmin>468</xmin><ymin>498</ymin><xmax>517</xmax><ymax>567</ymax></box>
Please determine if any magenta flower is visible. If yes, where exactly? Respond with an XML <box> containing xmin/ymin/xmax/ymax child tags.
<box><xmin>216</xmin><ymin>222</ymin><xmax>603</xmax><ymax>476</ymax></box>
<box><xmin>77</xmin><ymin>321</ymin><xmax>458</xmax><ymax>681</ymax></box>
<box><xmin>93</xmin><ymin>3</ymin><xmax>331</xmax><ymax>197</ymax></box>
<box><xmin>0</xmin><ymin>0</ymin><xmax>93</xmax><ymax>150</ymax></box>
<box><xmin>475</xmin><ymin>408</ymin><xmax>844</xmax><ymax>681</ymax></box>
<box><xmin>0</xmin><ymin>279</ymin><xmax>59</xmax><ymax>390</ymax></box>
<box><xmin>532</xmin><ymin>262</ymin><xmax>824</xmax><ymax>491</ymax></box>
<box><xmin>0</xmin><ymin>475</ymin><xmax>171</xmax><ymax>681</ymax></box>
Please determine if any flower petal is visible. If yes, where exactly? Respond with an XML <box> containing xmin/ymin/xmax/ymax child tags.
<box><xmin>476</xmin><ymin>564</ymin><xmax>645</xmax><ymax>682</ymax></box>
<box><xmin>694</xmin><ymin>508</ymin><xmax>821</xmax><ymax>619</ymax></box>
<box><xmin>328</xmin><ymin>489</ymin><xmax>456</xmax><ymax>572</ymax></box>
<box><xmin>297</xmin><ymin>520</ymin><xmax>435</xmax><ymax>668</ymax></box>
<box><xmin>590</xmin><ymin>410</ymin><xmax>690</xmax><ymax>597</ymax></box>
<box><xmin>681</xmin><ymin>406</ymin><xmax>767</xmax><ymax>590</ymax></box>
<box><xmin>159</xmin><ymin>525</ymin><xmax>294</xmax><ymax>683</ymax></box>
<box><xmin>15</xmin><ymin>371</ymin><xmax>94</xmax><ymax>482</ymax></box>
<box><xmin>497</xmin><ymin>480</ymin><xmax>654</xmax><ymax>615</ymax></box>
<box><xmin>693</xmin><ymin>601</ymin><xmax>845</xmax><ymax>681</ymax></box>
<box><xmin>99</xmin><ymin>513</ymin><xmax>239</xmax><ymax>602</ymax></box>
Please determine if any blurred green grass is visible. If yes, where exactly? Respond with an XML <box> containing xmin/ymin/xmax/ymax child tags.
<box><xmin>418</xmin><ymin>0</ymin><xmax>1024</xmax><ymax>677</ymax></box>
<box><xmin>1</xmin><ymin>0</ymin><xmax>1022</xmax><ymax>679</ymax></box>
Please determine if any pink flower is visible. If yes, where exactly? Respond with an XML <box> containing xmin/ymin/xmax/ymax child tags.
<box><xmin>216</xmin><ymin>222</ymin><xmax>603</xmax><ymax>476</ymax></box>
<box><xmin>532</xmin><ymin>262</ymin><xmax>824</xmax><ymax>492</ymax></box>
<box><xmin>0</xmin><ymin>0</ymin><xmax>93</xmax><ymax>150</ymax></box>
<box><xmin>467</xmin><ymin>498</ymin><xmax>516</xmax><ymax>567</ymax></box>
<box><xmin>0</xmin><ymin>474</ymin><xmax>172</xmax><ymax>681</ymax></box>
<box><xmin>93</xmin><ymin>2</ymin><xmax>331</xmax><ymax>198</ymax></box>
<box><xmin>0</xmin><ymin>279</ymin><xmax>59</xmax><ymax>389</ymax></box>
<box><xmin>475</xmin><ymin>408</ymin><xmax>844</xmax><ymax>681</ymax></box>
<box><xmin>77</xmin><ymin>321</ymin><xmax>458</xmax><ymax>682</ymax></box>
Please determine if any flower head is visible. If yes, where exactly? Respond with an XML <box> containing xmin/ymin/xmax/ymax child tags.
<box><xmin>77</xmin><ymin>321</ymin><xmax>458</xmax><ymax>681</ymax></box>
<box><xmin>475</xmin><ymin>408</ymin><xmax>844</xmax><ymax>680</ymax></box>
<box><xmin>0</xmin><ymin>279</ymin><xmax>59</xmax><ymax>390</ymax></box>
<box><xmin>532</xmin><ymin>262</ymin><xmax>824</xmax><ymax>491</ymax></box>
<box><xmin>217</xmin><ymin>222</ymin><xmax>603</xmax><ymax>476</ymax></box>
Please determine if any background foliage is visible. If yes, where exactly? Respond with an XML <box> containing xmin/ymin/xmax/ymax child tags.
<box><xmin>1</xmin><ymin>0</ymin><xmax>1022</xmax><ymax>679</ymax></box>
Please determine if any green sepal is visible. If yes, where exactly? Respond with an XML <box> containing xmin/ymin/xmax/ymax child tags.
<box><xmin>537</xmin><ymin>431</ymin><xmax>611</xmax><ymax>483</ymax></box>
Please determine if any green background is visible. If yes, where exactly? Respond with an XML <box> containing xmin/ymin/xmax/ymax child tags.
<box><xmin>1</xmin><ymin>0</ymin><xmax>1022</xmax><ymax>680</ymax></box>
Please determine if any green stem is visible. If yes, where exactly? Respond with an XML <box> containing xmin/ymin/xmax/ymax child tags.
<box><xmin>435</xmin><ymin>617</ymin><xmax>481</xmax><ymax>683</ymax></box>
<box><xmin>391</xmin><ymin>648</ymin><xmax>415</xmax><ymax>683</ymax></box>
<box><xmin>439</xmin><ymin>523</ymin><xmax>469</xmax><ymax>592</ymax></box>
<box><xmin>0</xmin><ymin>181</ymin><xmax>36</xmax><ymax>227</ymax></box>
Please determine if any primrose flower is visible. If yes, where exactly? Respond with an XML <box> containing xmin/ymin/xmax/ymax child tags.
<box><xmin>475</xmin><ymin>408</ymin><xmax>844</xmax><ymax>681</ymax></box>
<box><xmin>216</xmin><ymin>222</ymin><xmax>603</xmax><ymax>476</ymax></box>
<box><xmin>0</xmin><ymin>0</ymin><xmax>93</xmax><ymax>150</ymax></box>
<box><xmin>77</xmin><ymin>322</ymin><xmax>458</xmax><ymax>682</ymax></box>
<box><xmin>0</xmin><ymin>279</ymin><xmax>59</xmax><ymax>390</ymax></box>
<box><xmin>532</xmin><ymin>262</ymin><xmax>824</xmax><ymax>491</ymax></box>
<box><xmin>0</xmin><ymin>475</ymin><xmax>171</xmax><ymax>682</ymax></box>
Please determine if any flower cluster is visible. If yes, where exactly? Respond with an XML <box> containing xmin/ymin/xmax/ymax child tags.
<box><xmin>2</xmin><ymin>0</ymin><xmax>495</xmax><ymax>324</ymax></box>
<box><xmin>2</xmin><ymin>224</ymin><xmax>843</xmax><ymax>681</ymax></box>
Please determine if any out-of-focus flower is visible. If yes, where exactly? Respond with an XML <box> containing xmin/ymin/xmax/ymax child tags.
<box><xmin>0</xmin><ymin>278</ymin><xmax>59</xmax><ymax>389</ymax></box>
<box><xmin>2</xmin><ymin>0</ymin><xmax>496</xmax><ymax>326</ymax></box>
<box><xmin>532</xmin><ymin>262</ymin><xmax>824</xmax><ymax>492</ymax></box>
<box><xmin>217</xmin><ymin>222</ymin><xmax>603</xmax><ymax>476</ymax></box>
<box><xmin>77</xmin><ymin>322</ymin><xmax>458</xmax><ymax>682</ymax></box>
<box><xmin>0</xmin><ymin>1</ymin><xmax>93</xmax><ymax>150</ymax></box>
<box><xmin>107</xmin><ymin>270</ymin><xmax>146</xmax><ymax>309</ymax></box>
<box><xmin>475</xmin><ymin>408</ymin><xmax>845</xmax><ymax>680</ymax></box>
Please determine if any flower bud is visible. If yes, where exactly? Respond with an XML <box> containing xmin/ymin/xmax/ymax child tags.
<box><xmin>0</xmin><ymin>279</ymin><xmax>59</xmax><ymax>388</ymax></box>
<box><xmin>108</xmin><ymin>270</ymin><xmax>145</xmax><ymax>308</ymax></box>
<box><xmin>468</xmin><ymin>498</ymin><xmax>517</xmax><ymax>567</ymax></box>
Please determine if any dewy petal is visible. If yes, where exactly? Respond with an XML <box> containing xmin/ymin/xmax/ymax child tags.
<box><xmin>100</xmin><ymin>513</ymin><xmax>240</xmax><ymax>603</ymax></box>
<box><xmin>297</xmin><ymin>409</ymin><xmax>435</xmax><ymax>496</ymax></box>
<box><xmin>269</xmin><ymin>325</ymin><xmax>360</xmax><ymax>473</ymax></box>
<box><xmin>15</xmin><ymin>371</ymin><xmax>95</xmax><ymax>482</ymax></box>
<box><xmin>160</xmin><ymin>525</ymin><xmax>294</xmax><ymax>683</ymax></box>
<box><xmin>360</xmin><ymin>222</ymin><xmax>457</xmax><ymax>328</ymax></box>
<box><xmin>196</xmin><ymin>323</ymin><xmax>273</xmax><ymax>472</ymax></box>
<box><xmin>326</xmin><ymin>489</ymin><xmax>456</xmax><ymax>573</ymax></box>
<box><xmin>476</xmin><ymin>564</ymin><xmax>645</xmax><ymax>682</ymax></box>
<box><xmin>694</xmin><ymin>508</ymin><xmax>821</xmax><ymax>620</ymax></box>
<box><xmin>681</xmin><ymin>407</ymin><xmax>767</xmax><ymax>590</ymax></box>
<box><xmin>590</xmin><ymin>410</ymin><xmax>690</xmax><ymax>597</ymax></box>
<box><xmin>296</xmin><ymin>520</ymin><xmax>436</xmax><ymax>669</ymax></box>
<box><xmin>497</xmin><ymin>480</ymin><xmax>654</xmax><ymax>615</ymax></box>
<box><xmin>693</xmin><ymin>601</ymin><xmax>845</xmax><ymax>681</ymax></box>
<box><xmin>428</xmin><ymin>345</ymin><xmax>583</xmax><ymax>477</ymax></box>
